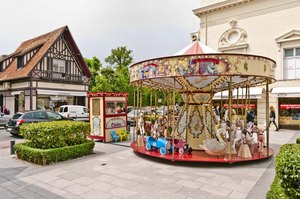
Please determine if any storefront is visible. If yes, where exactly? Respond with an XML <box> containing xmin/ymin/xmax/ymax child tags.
<box><xmin>278</xmin><ymin>98</ymin><xmax>300</xmax><ymax>129</ymax></box>
<box><xmin>213</xmin><ymin>87</ymin><xmax>262</xmax><ymax>123</ymax></box>
<box><xmin>36</xmin><ymin>89</ymin><xmax>86</xmax><ymax>111</ymax></box>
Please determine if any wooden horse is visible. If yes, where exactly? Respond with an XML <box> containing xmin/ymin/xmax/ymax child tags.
<box><xmin>138</xmin><ymin>113</ymin><xmax>145</xmax><ymax>136</ymax></box>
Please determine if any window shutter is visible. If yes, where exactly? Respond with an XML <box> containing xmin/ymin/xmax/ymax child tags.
<box><xmin>47</xmin><ymin>57</ymin><xmax>52</xmax><ymax>71</ymax></box>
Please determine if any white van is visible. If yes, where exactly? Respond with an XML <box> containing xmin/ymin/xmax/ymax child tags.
<box><xmin>58</xmin><ymin>105</ymin><xmax>89</xmax><ymax>121</ymax></box>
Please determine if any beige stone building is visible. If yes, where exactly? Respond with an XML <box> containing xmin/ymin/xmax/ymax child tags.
<box><xmin>193</xmin><ymin>0</ymin><xmax>300</xmax><ymax>129</ymax></box>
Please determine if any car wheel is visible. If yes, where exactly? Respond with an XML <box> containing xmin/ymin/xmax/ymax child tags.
<box><xmin>160</xmin><ymin>147</ymin><xmax>166</xmax><ymax>155</ymax></box>
<box><xmin>179</xmin><ymin>147</ymin><xmax>184</xmax><ymax>155</ymax></box>
<box><xmin>146</xmin><ymin>143</ymin><xmax>151</xmax><ymax>150</ymax></box>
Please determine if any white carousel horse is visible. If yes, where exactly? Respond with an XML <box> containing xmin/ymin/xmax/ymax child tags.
<box><xmin>200</xmin><ymin>128</ymin><xmax>227</xmax><ymax>156</ymax></box>
<box><xmin>138</xmin><ymin>113</ymin><xmax>145</xmax><ymax>136</ymax></box>
<box><xmin>232</xmin><ymin>118</ymin><xmax>245</xmax><ymax>147</ymax></box>
<box><xmin>151</xmin><ymin>119</ymin><xmax>159</xmax><ymax>139</ymax></box>
<box><xmin>244</xmin><ymin>122</ymin><xmax>256</xmax><ymax>145</ymax></box>
<box><xmin>233</xmin><ymin>127</ymin><xmax>243</xmax><ymax>147</ymax></box>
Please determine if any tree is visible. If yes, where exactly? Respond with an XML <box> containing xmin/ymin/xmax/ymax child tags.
<box><xmin>105</xmin><ymin>46</ymin><xmax>135</xmax><ymax>104</ymax></box>
<box><xmin>105</xmin><ymin>47</ymin><xmax>133</xmax><ymax>71</ymax></box>
<box><xmin>84</xmin><ymin>57</ymin><xmax>102</xmax><ymax>91</ymax></box>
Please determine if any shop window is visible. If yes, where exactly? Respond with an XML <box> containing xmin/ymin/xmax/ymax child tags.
<box><xmin>105</xmin><ymin>101</ymin><xmax>126</xmax><ymax>115</ymax></box>
<box><xmin>284</xmin><ymin>48</ymin><xmax>300</xmax><ymax>80</ymax></box>
<box><xmin>278</xmin><ymin>98</ymin><xmax>300</xmax><ymax>129</ymax></box>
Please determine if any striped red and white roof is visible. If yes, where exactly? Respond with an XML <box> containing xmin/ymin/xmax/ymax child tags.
<box><xmin>173</xmin><ymin>41</ymin><xmax>219</xmax><ymax>55</ymax></box>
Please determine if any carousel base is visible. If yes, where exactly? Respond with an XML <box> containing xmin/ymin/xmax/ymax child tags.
<box><xmin>130</xmin><ymin>141</ymin><xmax>273</xmax><ymax>164</ymax></box>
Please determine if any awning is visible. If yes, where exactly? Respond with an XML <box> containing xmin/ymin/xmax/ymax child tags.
<box><xmin>50</xmin><ymin>96</ymin><xmax>68</xmax><ymax>101</ymax></box>
<box><xmin>272</xmin><ymin>87</ymin><xmax>300</xmax><ymax>97</ymax></box>
<box><xmin>37</xmin><ymin>89</ymin><xmax>87</xmax><ymax>96</ymax></box>
<box><xmin>213</xmin><ymin>87</ymin><xmax>263</xmax><ymax>99</ymax></box>
<box><xmin>11</xmin><ymin>91</ymin><xmax>23</xmax><ymax>95</ymax></box>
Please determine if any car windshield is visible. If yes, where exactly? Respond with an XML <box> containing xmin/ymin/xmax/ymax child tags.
<box><xmin>128</xmin><ymin>110</ymin><xmax>141</xmax><ymax>115</ymax></box>
<box><xmin>12</xmin><ymin>113</ymin><xmax>23</xmax><ymax>119</ymax></box>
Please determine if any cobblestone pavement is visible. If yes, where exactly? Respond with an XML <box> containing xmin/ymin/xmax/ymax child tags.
<box><xmin>0</xmin><ymin>129</ymin><xmax>298</xmax><ymax>199</ymax></box>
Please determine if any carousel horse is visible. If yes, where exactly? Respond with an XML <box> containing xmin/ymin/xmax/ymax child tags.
<box><xmin>232</xmin><ymin>118</ymin><xmax>245</xmax><ymax>147</ymax></box>
<box><xmin>151</xmin><ymin>119</ymin><xmax>159</xmax><ymax>139</ymax></box>
<box><xmin>233</xmin><ymin>127</ymin><xmax>243</xmax><ymax>147</ymax></box>
<box><xmin>138</xmin><ymin>113</ymin><xmax>145</xmax><ymax>136</ymax></box>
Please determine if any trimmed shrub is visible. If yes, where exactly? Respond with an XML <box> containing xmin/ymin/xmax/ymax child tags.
<box><xmin>275</xmin><ymin>144</ymin><xmax>300</xmax><ymax>198</ymax></box>
<box><xmin>296</xmin><ymin>137</ymin><xmax>300</xmax><ymax>144</ymax></box>
<box><xmin>14</xmin><ymin>140</ymin><xmax>94</xmax><ymax>165</ymax></box>
<box><xmin>266</xmin><ymin>176</ymin><xmax>289</xmax><ymax>199</ymax></box>
<box><xmin>20</xmin><ymin>121</ymin><xmax>90</xmax><ymax>149</ymax></box>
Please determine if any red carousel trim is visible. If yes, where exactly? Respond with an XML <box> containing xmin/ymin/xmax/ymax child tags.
<box><xmin>130</xmin><ymin>141</ymin><xmax>273</xmax><ymax>164</ymax></box>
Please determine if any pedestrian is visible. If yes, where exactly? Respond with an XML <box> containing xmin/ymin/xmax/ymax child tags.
<box><xmin>269</xmin><ymin>106</ymin><xmax>279</xmax><ymax>131</ymax></box>
<box><xmin>214</xmin><ymin>105</ymin><xmax>221</xmax><ymax>122</ymax></box>
<box><xmin>246</xmin><ymin>107</ymin><xmax>255</xmax><ymax>124</ymax></box>
<box><xmin>3</xmin><ymin>105</ymin><xmax>7</xmax><ymax>114</ymax></box>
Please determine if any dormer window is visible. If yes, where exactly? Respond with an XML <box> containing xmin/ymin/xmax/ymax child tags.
<box><xmin>53</xmin><ymin>58</ymin><xmax>66</xmax><ymax>73</ymax></box>
<box><xmin>0</xmin><ymin>62</ymin><xmax>3</xmax><ymax>72</ymax></box>
<box><xmin>17</xmin><ymin>56</ymin><xmax>24</xmax><ymax>69</ymax></box>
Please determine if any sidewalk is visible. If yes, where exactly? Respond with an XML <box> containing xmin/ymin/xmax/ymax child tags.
<box><xmin>0</xmin><ymin>129</ymin><xmax>298</xmax><ymax>199</ymax></box>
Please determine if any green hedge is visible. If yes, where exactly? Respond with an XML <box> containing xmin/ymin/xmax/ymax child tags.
<box><xmin>296</xmin><ymin>137</ymin><xmax>300</xmax><ymax>144</ymax></box>
<box><xmin>20</xmin><ymin>121</ymin><xmax>90</xmax><ymax>149</ymax></box>
<box><xmin>14</xmin><ymin>140</ymin><xmax>94</xmax><ymax>165</ymax></box>
<box><xmin>267</xmin><ymin>144</ymin><xmax>300</xmax><ymax>198</ymax></box>
<box><xmin>266</xmin><ymin>176</ymin><xmax>289</xmax><ymax>199</ymax></box>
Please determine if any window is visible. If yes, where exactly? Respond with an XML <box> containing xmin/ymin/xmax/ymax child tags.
<box><xmin>105</xmin><ymin>101</ymin><xmax>126</xmax><ymax>115</ymax></box>
<box><xmin>0</xmin><ymin>62</ymin><xmax>3</xmax><ymax>72</ymax></box>
<box><xmin>17</xmin><ymin>56</ymin><xmax>24</xmax><ymax>69</ymax></box>
<box><xmin>52</xmin><ymin>58</ymin><xmax>66</xmax><ymax>73</ymax></box>
<box><xmin>284</xmin><ymin>48</ymin><xmax>300</xmax><ymax>79</ymax></box>
<box><xmin>33</xmin><ymin>111</ymin><xmax>47</xmax><ymax>119</ymax></box>
<box><xmin>47</xmin><ymin>112</ymin><xmax>62</xmax><ymax>120</ymax></box>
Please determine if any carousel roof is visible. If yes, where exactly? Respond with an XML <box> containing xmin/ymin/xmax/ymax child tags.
<box><xmin>173</xmin><ymin>41</ymin><xmax>219</xmax><ymax>55</ymax></box>
<box><xmin>129</xmin><ymin>41</ymin><xmax>276</xmax><ymax>95</ymax></box>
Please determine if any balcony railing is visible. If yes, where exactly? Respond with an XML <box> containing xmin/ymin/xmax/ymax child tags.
<box><xmin>33</xmin><ymin>70</ymin><xmax>85</xmax><ymax>83</ymax></box>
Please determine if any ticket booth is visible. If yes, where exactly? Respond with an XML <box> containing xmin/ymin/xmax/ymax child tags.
<box><xmin>88</xmin><ymin>92</ymin><xmax>128</xmax><ymax>142</ymax></box>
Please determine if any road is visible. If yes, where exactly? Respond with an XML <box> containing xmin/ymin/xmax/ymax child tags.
<box><xmin>0</xmin><ymin>127</ymin><xmax>23</xmax><ymax>143</ymax></box>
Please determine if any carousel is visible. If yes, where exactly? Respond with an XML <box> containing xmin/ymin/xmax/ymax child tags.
<box><xmin>129</xmin><ymin>41</ymin><xmax>276</xmax><ymax>163</ymax></box>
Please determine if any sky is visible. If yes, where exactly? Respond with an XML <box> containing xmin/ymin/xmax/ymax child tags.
<box><xmin>0</xmin><ymin>0</ymin><xmax>200</xmax><ymax>64</ymax></box>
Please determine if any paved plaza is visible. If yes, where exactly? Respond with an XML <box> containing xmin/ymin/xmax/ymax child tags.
<box><xmin>0</xmin><ymin>129</ymin><xmax>299</xmax><ymax>199</ymax></box>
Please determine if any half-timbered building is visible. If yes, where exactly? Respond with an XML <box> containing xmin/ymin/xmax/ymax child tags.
<box><xmin>0</xmin><ymin>26</ymin><xmax>91</xmax><ymax>114</ymax></box>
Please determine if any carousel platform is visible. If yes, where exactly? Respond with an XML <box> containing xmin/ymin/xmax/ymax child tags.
<box><xmin>130</xmin><ymin>141</ymin><xmax>273</xmax><ymax>164</ymax></box>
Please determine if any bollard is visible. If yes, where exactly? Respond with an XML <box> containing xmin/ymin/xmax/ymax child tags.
<box><xmin>10</xmin><ymin>140</ymin><xmax>15</xmax><ymax>154</ymax></box>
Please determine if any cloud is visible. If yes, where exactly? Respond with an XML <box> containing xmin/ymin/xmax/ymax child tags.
<box><xmin>0</xmin><ymin>0</ymin><xmax>200</xmax><ymax>63</ymax></box>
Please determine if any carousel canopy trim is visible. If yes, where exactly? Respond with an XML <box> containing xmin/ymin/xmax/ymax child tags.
<box><xmin>130</xmin><ymin>54</ymin><xmax>276</xmax><ymax>93</ymax></box>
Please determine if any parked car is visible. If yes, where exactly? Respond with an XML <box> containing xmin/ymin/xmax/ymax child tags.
<box><xmin>6</xmin><ymin>110</ymin><xmax>74</xmax><ymax>136</ymax></box>
<box><xmin>127</xmin><ymin>106</ymin><xmax>134</xmax><ymax>113</ymax></box>
<box><xmin>127</xmin><ymin>109</ymin><xmax>143</xmax><ymax>126</ymax></box>
<box><xmin>58</xmin><ymin>105</ymin><xmax>89</xmax><ymax>121</ymax></box>
<box><xmin>0</xmin><ymin>112</ymin><xmax>12</xmax><ymax>127</ymax></box>
<box><xmin>156</xmin><ymin>108</ymin><xmax>168</xmax><ymax>116</ymax></box>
